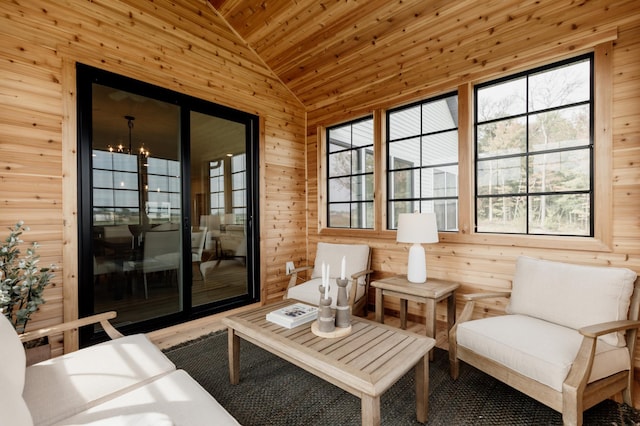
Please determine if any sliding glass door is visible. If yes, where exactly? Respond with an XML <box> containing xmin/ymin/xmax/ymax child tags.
<box><xmin>77</xmin><ymin>64</ymin><xmax>259</xmax><ymax>341</ymax></box>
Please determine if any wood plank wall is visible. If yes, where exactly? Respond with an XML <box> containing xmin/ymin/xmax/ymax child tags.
<box><xmin>0</xmin><ymin>0</ymin><xmax>307</xmax><ymax>354</ymax></box>
<box><xmin>304</xmin><ymin>3</ymin><xmax>640</xmax><ymax>364</ymax></box>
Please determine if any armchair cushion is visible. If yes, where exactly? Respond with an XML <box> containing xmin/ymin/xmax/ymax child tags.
<box><xmin>457</xmin><ymin>314</ymin><xmax>630</xmax><ymax>392</ymax></box>
<box><xmin>506</xmin><ymin>256</ymin><xmax>636</xmax><ymax>347</ymax></box>
<box><xmin>310</xmin><ymin>242</ymin><xmax>370</xmax><ymax>285</ymax></box>
<box><xmin>0</xmin><ymin>310</ymin><xmax>27</xmax><ymax>392</ymax></box>
<box><xmin>287</xmin><ymin>277</ymin><xmax>365</xmax><ymax>309</ymax></box>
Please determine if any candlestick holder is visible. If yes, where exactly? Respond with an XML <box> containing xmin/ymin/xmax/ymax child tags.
<box><xmin>335</xmin><ymin>278</ymin><xmax>350</xmax><ymax>328</ymax></box>
<box><xmin>316</xmin><ymin>296</ymin><xmax>335</xmax><ymax>333</ymax></box>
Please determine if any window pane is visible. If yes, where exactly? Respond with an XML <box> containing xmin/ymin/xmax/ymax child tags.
<box><xmin>352</xmin><ymin>147</ymin><xmax>374</xmax><ymax>174</ymax></box>
<box><xmin>329</xmin><ymin>151</ymin><xmax>351</xmax><ymax>177</ymax></box>
<box><xmin>421</xmin><ymin>131</ymin><xmax>458</xmax><ymax>165</ymax></box>
<box><xmin>329</xmin><ymin>177</ymin><xmax>350</xmax><ymax>202</ymax></box>
<box><xmin>389</xmin><ymin>106</ymin><xmax>420</xmax><ymax>139</ymax></box>
<box><xmin>389</xmin><ymin>169</ymin><xmax>417</xmax><ymax>199</ymax></box>
<box><xmin>477</xmin><ymin>77</ymin><xmax>526</xmax><ymax>122</ymax></box>
<box><xmin>351</xmin><ymin>202</ymin><xmax>373</xmax><ymax>229</ymax></box>
<box><xmin>477</xmin><ymin>157</ymin><xmax>526</xmax><ymax>196</ymax></box>
<box><xmin>352</xmin><ymin>120</ymin><xmax>373</xmax><ymax>147</ymax></box>
<box><xmin>94</xmin><ymin>189</ymin><xmax>114</xmax><ymax>206</ymax></box>
<box><xmin>529</xmin><ymin>105</ymin><xmax>590</xmax><ymax>151</ymax></box>
<box><xmin>389</xmin><ymin>138</ymin><xmax>420</xmax><ymax>169</ymax></box>
<box><xmin>477</xmin><ymin>117</ymin><xmax>526</xmax><ymax>158</ymax></box>
<box><xmin>328</xmin><ymin>124</ymin><xmax>351</xmax><ymax>152</ymax></box>
<box><xmin>529</xmin><ymin>60</ymin><xmax>590</xmax><ymax>111</ymax></box>
<box><xmin>388</xmin><ymin>200</ymin><xmax>415</xmax><ymax>228</ymax></box>
<box><xmin>528</xmin><ymin>149</ymin><xmax>590</xmax><ymax>193</ymax></box>
<box><xmin>329</xmin><ymin>203</ymin><xmax>350</xmax><ymax>227</ymax></box>
<box><xmin>476</xmin><ymin>196</ymin><xmax>527</xmax><ymax>233</ymax></box>
<box><xmin>422</xmin><ymin>95</ymin><xmax>458</xmax><ymax>133</ymax></box>
<box><xmin>529</xmin><ymin>194</ymin><xmax>590</xmax><ymax>235</ymax></box>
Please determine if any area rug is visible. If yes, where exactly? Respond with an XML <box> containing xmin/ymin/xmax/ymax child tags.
<box><xmin>164</xmin><ymin>331</ymin><xmax>640</xmax><ymax>425</ymax></box>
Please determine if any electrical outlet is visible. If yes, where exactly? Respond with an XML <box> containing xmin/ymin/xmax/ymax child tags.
<box><xmin>285</xmin><ymin>261</ymin><xmax>295</xmax><ymax>274</ymax></box>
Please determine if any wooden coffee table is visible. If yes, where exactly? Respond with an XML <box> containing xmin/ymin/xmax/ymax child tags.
<box><xmin>223</xmin><ymin>300</ymin><xmax>435</xmax><ymax>426</ymax></box>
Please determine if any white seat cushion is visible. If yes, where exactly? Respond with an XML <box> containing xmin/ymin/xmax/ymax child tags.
<box><xmin>457</xmin><ymin>314</ymin><xmax>630</xmax><ymax>392</ymax></box>
<box><xmin>24</xmin><ymin>334</ymin><xmax>176</xmax><ymax>426</ymax></box>
<box><xmin>287</xmin><ymin>277</ymin><xmax>364</xmax><ymax>309</ymax></box>
<box><xmin>506</xmin><ymin>256</ymin><xmax>637</xmax><ymax>347</ymax></box>
<box><xmin>0</xmin><ymin>314</ymin><xmax>27</xmax><ymax>393</ymax></box>
<box><xmin>53</xmin><ymin>370</ymin><xmax>240</xmax><ymax>426</ymax></box>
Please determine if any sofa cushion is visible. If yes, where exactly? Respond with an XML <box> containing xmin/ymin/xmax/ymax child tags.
<box><xmin>53</xmin><ymin>370</ymin><xmax>240</xmax><ymax>426</ymax></box>
<box><xmin>24</xmin><ymin>334</ymin><xmax>176</xmax><ymax>426</ymax></box>
<box><xmin>0</xmin><ymin>313</ymin><xmax>27</xmax><ymax>393</ymax></box>
<box><xmin>506</xmin><ymin>256</ymin><xmax>637</xmax><ymax>347</ymax></box>
<box><xmin>0</xmin><ymin>370</ymin><xmax>33</xmax><ymax>426</ymax></box>
<box><xmin>287</xmin><ymin>277</ymin><xmax>365</xmax><ymax>309</ymax></box>
<box><xmin>310</xmin><ymin>242</ymin><xmax>370</xmax><ymax>285</ymax></box>
<box><xmin>457</xmin><ymin>314</ymin><xmax>631</xmax><ymax>392</ymax></box>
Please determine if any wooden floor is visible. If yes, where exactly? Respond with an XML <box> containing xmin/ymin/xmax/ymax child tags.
<box><xmin>146</xmin><ymin>302</ymin><xmax>640</xmax><ymax>409</ymax></box>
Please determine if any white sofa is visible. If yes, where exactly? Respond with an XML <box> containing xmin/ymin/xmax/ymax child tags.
<box><xmin>1</xmin><ymin>311</ymin><xmax>239</xmax><ymax>426</ymax></box>
<box><xmin>449</xmin><ymin>256</ymin><xmax>640</xmax><ymax>426</ymax></box>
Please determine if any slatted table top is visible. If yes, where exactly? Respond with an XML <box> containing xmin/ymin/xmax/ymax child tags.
<box><xmin>223</xmin><ymin>300</ymin><xmax>435</xmax><ymax>397</ymax></box>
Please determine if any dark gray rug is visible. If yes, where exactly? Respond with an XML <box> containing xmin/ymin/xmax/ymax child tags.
<box><xmin>164</xmin><ymin>331</ymin><xmax>640</xmax><ymax>425</ymax></box>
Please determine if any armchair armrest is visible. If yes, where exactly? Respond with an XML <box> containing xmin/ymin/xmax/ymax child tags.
<box><xmin>579</xmin><ymin>319</ymin><xmax>640</xmax><ymax>338</ymax></box>
<box><xmin>461</xmin><ymin>291</ymin><xmax>512</xmax><ymax>301</ymax></box>
<box><xmin>19</xmin><ymin>311</ymin><xmax>123</xmax><ymax>343</ymax></box>
<box><xmin>564</xmin><ymin>319</ymin><xmax>640</xmax><ymax>398</ymax></box>
<box><xmin>351</xmin><ymin>268</ymin><xmax>374</xmax><ymax>284</ymax></box>
<box><xmin>286</xmin><ymin>265</ymin><xmax>314</xmax><ymax>290</ymax></box>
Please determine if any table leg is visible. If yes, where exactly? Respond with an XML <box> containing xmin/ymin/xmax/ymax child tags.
<box><xmin>228</xmin><ymin>328</ymin><xmax>240</xmax><ymax>385</ymax></box>
<box><xmin>447</xmin><ymin>290</ymin><xmax>457</xmax><ymax>331</ymax></box>
<box><xmin>361</xmin><ymin>394</ymin><xmax>381</xmax><ymax>426</ymax></box>
<box><xmin>375</xmin><ymin>288</ymin><xmax>384</xmax><ymax>324</ymax></box>
<box><xmin>425</xmin><ymin>298</ymin><xmax>436</xmax><ymax>360</ymax></box>
<box><xmin>415</xmin><ymin>354</ymin><xmax>429</xmax><ymax>423</ymax></box>
<box><xmin>400</xmin><ymin>298</ymin><xmax>408</xmax><ymax>329</ymax></box>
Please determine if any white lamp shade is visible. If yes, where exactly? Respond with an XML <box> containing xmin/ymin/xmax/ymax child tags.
<box><xmin>396</xmin><ymin>213</ymin><xmax>439</xmax><ymax>244</ymax></box>
<box><xmin>397</xmin><ymin>213</ymin><xmax>439</xmax><ymax>283</ymax></box>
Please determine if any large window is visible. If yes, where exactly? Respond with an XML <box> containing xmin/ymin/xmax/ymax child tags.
<box><xmin>326</xmin><ymin>117</ymin><xmax>374</xmax><ymax>229</ymax></box>
<box><xmin>387</xmin><ymin>93</ymin><xmax>459</xmax><ymax>230</ymax></box>
<box><xmin>475</xmin><ymin>54</ymin><xmax>593</xmax><ymax>236</ymax></box>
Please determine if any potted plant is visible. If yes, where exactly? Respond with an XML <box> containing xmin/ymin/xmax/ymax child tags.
<box><xmin>0</xmin><ymin>221</ymin><xmax>55</xmax><ymax>363</ymax></box>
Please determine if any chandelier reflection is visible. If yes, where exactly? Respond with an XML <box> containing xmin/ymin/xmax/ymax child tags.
<box><xmin>108</xmin><ymin>115</ymin><xmax>150</xmax><ymax>158</ymax></box>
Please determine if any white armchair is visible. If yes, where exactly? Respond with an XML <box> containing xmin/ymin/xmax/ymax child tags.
<box><xmin>285</xmin><ymin>242</ymin><xmax>373</xmax><ymax>315</ymax></box>
<box><xmin>449</xmin><ymin>256</ymin><xmax>640</xmax><ymax>426</ymax></box>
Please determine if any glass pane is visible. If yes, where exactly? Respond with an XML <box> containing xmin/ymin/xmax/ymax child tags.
<box><xmin>421</xmin><ymin>131</ymin><xmax>458</xmax><ymax>165</ymax></box>
<box><xmin>476</xmin><ymin>196</ymin><xmax>526</xmax><ymax>233</ymax></box>
<box><xmin>329</xmin><ymin>177</ymin><xmax>350</xmax><ymax>202</ymax></box>
<box><xmin>351</xmin><ymin>202</ymin><xmax>373</xmax><ymax>229</ymax></box>
<box><xmin>477</xmin><ymin>77</ymin><xmax>526</xmax><ymax>122</ymax></box>
<box><xmin>328</xmin><ymin>124</ymin><xmax>351</xmax><ymax>152</ymax></box>
<box><xmin>528</xmin><ymin>149</ymin><xmax>590</xmax><ymax>193</ymax></box>
<box><xmin>529</xmin><ymin>194</ymin><xmax>590</xmax><ymax>235</ymax></box>
<box><xmin>352</xmin><ymin>147</ymin><xmax>374</xmax><ymax>174</ymax></box>
<box><xmin>434</xmin><ymin>199</ymin><xmax>458</xmax><ymax>232</ymax></box>
<box><xmin>388</xmin><ymin>200</ymin><xmax>415</xmax><ymax>229</ymax></box>
<box><xmin>389</xmin><ymin>169</ymin><xmax>418</xmax><ymax>199</ymax></box>
<box><xmin>389</xmin><ymin>105</ymin><xmax>420</xmax><ymax>139</ymax></box>
<box><xmin>329</xmin><ymin>203</ymin><xmax>350</xmax><ymax>227</ymax></box>
<box><xmin>477</xmin><ymin>117</ymin><xmax>526</xmax><ymax>158</ymax></box>
<box><xmin>529</xmin><ymin>59</ymin><xmax>590</xmax><ymax>111</ymax></box>
<box><xmin>477</xmin><ymin>157</ymin><xmax>526</xmax><ymax>196</ymax></box>
<box><xmin>422</xmin><ymin>95</ymin><xmax>458</xmax><ymax>133</ymax></box>
<box><xmin>191</xmin><ymin>112</ymin><xmax>248</xmax><ymax>307</ymax></box>
<box><xmin>329</xmin><ymin>151</ymin><xmax>351</xmax><ymax>177</ymax></box>
<box><xmin>388</xmin><ymin>138</ymin><xmax>420</xmax><ymax>169</ymax></box>
<box><xmin>352</xmin><ymin>119</ymin><xmax>373</xmax><ymax>147</ymax></box>
<box><xmin>91</xmin><ymin>83</ymin><xmax>182</xmax><ymax>327</ymax></box>
<box><xmin>351</xmin><ymin>174</ymin><xmax>373</xmax><ymax>201</ymax></box>
<box><xmin>529</xmin><ymin>105</ymin><xmax>590</xmax><ymax>151</ymax></box>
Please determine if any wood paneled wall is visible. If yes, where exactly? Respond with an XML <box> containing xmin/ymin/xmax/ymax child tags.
<box><xmin>303</xmin><ymin>2</ymin><xmax>640</xmax><ymax>364</ymax></box>
<box><xmin>0</xmin><ymin>0</ymin><xmax>306</xmax><ymax>353</ymax></box>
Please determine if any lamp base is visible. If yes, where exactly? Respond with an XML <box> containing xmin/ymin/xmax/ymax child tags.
<box><xmin>407</xmin><ymin>243</ymin><xmax>427</xmax><ymax>283</ymax></box>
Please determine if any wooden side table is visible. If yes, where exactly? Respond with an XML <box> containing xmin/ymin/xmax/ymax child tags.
<box><xmin>372</xmin><ymin>276</ymin><xmax>459</xmax><ymax>357</ymax></box>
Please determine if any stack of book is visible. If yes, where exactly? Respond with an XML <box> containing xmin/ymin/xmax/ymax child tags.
<box><xmin>266</xmin><ymin>303</ymin><xmax>318</xmax><ymax>328</ymax></box>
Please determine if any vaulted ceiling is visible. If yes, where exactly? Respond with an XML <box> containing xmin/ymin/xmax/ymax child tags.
<box><xmin>208</xmin><ymin>0</ymin><xmax>496</xmax><ymax>108</ymax></box>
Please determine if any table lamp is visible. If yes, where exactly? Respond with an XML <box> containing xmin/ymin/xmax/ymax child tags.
<box><xmin>396</xmin><ymin>212</ymin><xmax>439</xmax><ymax>283</ymax></box>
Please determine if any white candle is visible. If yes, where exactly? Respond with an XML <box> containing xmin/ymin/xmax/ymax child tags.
<box><xmin>341</xmin><ymin>256</ymin><xmax>346</xmax><ymax>279</ymax></box>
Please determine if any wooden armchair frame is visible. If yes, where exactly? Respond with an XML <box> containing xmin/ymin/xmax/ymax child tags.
<box><xmin>449</xmin><ymin>279</ymin><xmax>640</xmax><ymax>426</ymax></box>
<box><xmin>19</xmin><ymin>311</ymin><xmax>123</xmax><ymax>345</ymax></box>
<box><xmin>286</xmin><ymin>249</ymin><xmax>373</xmax><ymax>316</ymax></box>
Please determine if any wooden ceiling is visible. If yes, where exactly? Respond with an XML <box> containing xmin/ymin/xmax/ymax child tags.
<box><xmin>207</xmin><ymin>0</ymin><xmax>554</xmax><ymax>110</ymax></box>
